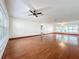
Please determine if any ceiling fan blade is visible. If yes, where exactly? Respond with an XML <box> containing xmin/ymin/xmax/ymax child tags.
<box><xmin>36</xmin><ymin>12</ymin><xmax>43</xmax><ymax>15</ymax></box>
<box><xmin>35</xmin><ymin>15</ymin><xmax>38</xmax><ymax>17</ymax></box>
<box><xmin>37</xmin><ymin>12</ymin><xmax>42</xmax><ymax>15</ymax></box>
<box><xmin>23</xmin><ymin>0</ymin><xmax>35</xmax><ymax>11</ymax></box>
<box><xmin>29</xmin><ymin>10</ymin><xmax>34</xmax><ymax>13</ymax></box>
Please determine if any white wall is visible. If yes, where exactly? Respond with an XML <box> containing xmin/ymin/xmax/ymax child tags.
<box><xmin>9</xmin><ymin>17</ymin><xmax>54</xmax><ymax>38</ymax></box>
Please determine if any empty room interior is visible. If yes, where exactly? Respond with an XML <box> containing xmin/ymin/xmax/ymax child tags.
<box><xmin>0</xmin><ymin>0</ymin><xmax>79</xmax><ymax>59</ymax></box>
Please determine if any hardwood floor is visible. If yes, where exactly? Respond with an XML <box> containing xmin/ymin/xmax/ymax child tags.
<box><xmin>2</xmin><ymin>34</ymin><xmax>79</xmax><ymax>59</ymax></box>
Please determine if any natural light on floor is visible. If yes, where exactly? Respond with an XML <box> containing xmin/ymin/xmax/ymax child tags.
<box><xmin>56</xmin><ymin>34</ymin><xmax>78</xmax><ymax>46</ymax></box>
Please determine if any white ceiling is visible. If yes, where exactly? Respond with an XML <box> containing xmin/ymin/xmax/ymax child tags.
<box><xmin>5</xmin><ymin>0</ymin><xmax>79</xmax><ymax>23</ymax></box>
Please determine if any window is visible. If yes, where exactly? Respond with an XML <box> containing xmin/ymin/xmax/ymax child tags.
<box><xmin>68</xmin><ymin>25</ymin><xmax>78</xmax><ymax>33</ymax></box>
<box><xmin>56</xmin><ymin>24</ymin><xmax>78</xmax><ymax>33</ymax></box>
<box><xmin>0</xmin><ymin>6</ymin><xmax>7</xmax><ymax>40</ymax></box>
<box><xmin>56</xmin><ymin>24</ymin><xmax>78</xmax><ymax>45</ymax></box>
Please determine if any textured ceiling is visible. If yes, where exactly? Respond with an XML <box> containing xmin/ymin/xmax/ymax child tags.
<box><xmin>5</xmin><ymin>0</ymin><xmax>79</xmax><ymax>23</ymax></box>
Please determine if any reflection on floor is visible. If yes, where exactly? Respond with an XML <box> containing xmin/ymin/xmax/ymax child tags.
<box><xmin>3</xmin><ymin>34</ymin><xmax>79</xmax><ymax>59</ymax></box>
<box><xmin>56</xmin><ymin>34</ymin><xmax>79</xmax><ymax>46</ymax></box>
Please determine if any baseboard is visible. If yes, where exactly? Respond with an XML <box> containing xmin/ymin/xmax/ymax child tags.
<box><xmin>9</xmin><ymin>33</ymin><xmax>53</xmax><ymax>40</ymax></box>
<box><xmin>9</xmin><ymin>32</ymin><xmax>79</xmax><ymax>40</ymax></box>
<box><xmin>52</xmin><ymin>32</ymin><xmax>79</xmax><ymax>36</ymax></box>
<box><xmin>9</xmin><ymin>34</ymin><xmax>40</xmax><ymax>40</ymax></box>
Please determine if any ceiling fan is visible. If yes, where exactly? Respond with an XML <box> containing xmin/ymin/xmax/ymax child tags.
<box><xmin>28</xmin><ymin>10</ymin><xmax>43</xmax><ymax>17</ymax></box>
<box><xmin>23</xmin><ymin>0</ymin><xmax>49</xmax><ymax>17</ymax></box>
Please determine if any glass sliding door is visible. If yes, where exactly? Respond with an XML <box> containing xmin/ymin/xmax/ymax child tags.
<box><xmin>0</xmin><ymin>6</ymin><xmax>7</xmax><ymax>40</ymax></box>
<box><xmin>56</xmin><ymin>24</ymin><xmax>79</xmax><ymax>45</ymax></box>
<box><xmin>0</xmin><ymin>8</ymin><xmax>4</xmax><ymax>40</ymax></box>
<box><xmin>0</xmin><ymin>5</ymin><xmax>8</xmax><ymax>59</ymax></box>
<box><xmin>56</xmin><ymin>24</ymin><xmax>78</xmax><ymax>33</ymax></box>
<box><xmin>68</xmin><ymin>25</ymin><xmax>78</xmax><ymax>33</ymax></box>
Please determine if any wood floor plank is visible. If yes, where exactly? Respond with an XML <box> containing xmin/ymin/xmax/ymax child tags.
<box><xmin>2</xmin><ymin>34</ymin><xmax>79</xmax><ymax>59</ymax></box>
